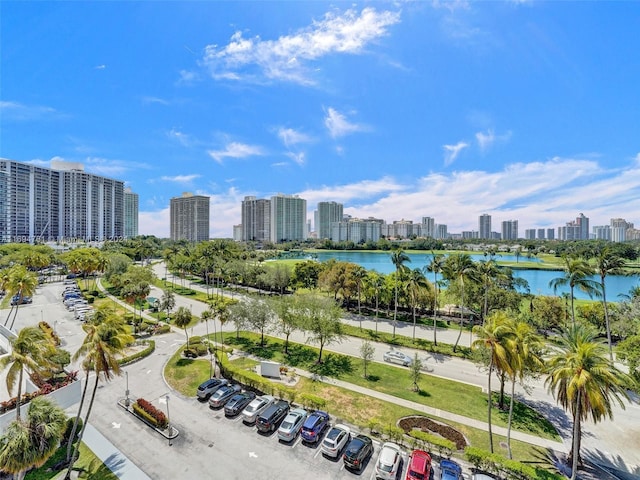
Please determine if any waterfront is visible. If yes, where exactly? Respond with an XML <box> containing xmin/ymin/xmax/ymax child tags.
<box><xmin>302</xmin><ymin>250</ymin><xmax>639</xmax><ymax>300</ymax></box>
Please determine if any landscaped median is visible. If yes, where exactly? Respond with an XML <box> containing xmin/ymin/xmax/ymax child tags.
<box><xmin>163</xmin><ymin>331</ymin><xmax>561</xmax><ymax>468</ymax></box>
<box><xmin>117</xmin><ymin>396</ymin><xmax>179</xmax><ymax>441</ymax></box>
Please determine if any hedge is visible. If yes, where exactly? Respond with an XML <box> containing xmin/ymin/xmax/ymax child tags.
<box><xmin>298</xmin><ymin>393</ymin><xmax>326</xmax><ymax>410</ymax></box>
<box><xmin>464</xmin><ymin>446</ymin><xmax>564</xmax><ymax>480</ymax></box>
<box><xmin>408</xmin><ymin>430</ymin><xmax>455</xmax><ymax>457</ymax></box>
<box><xmin>133</xmin><ymin>398</ymin><xmax>168</xmax><ymax>429</ymax></box>
<box><xmin>119</xmin><ymin>340</ymin><xmax>155</xmax><ymax>366</ymax></box>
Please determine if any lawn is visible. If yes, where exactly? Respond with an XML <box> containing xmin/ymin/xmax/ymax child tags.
<box><xmin>25</xmin><ymin>443</ymin><xmax>118</xmax><ymax>480</ymax></box>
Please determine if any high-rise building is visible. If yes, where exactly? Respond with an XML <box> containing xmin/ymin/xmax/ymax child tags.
<box><xmin>270</xmin><ymin>194</ymin><xmax>307</xmax><ymax>243</ymax></box>
<box><xmin>558</xmin><ymin>213</ymin><xmax>589</xmax><ymax>241</ymax></box>
<box><xmin>421</xmin><ymin>217</ymin><xmax>435</xmax><ymax>238</ymax></box>
<box><xmin>501</xmin><ymin>220</ymin><xmax>518</xmax><ymax>240</ymax></box>
<box><xmin>124</xmin><ymin>187</ymin><xmax>139</xmax><ymax>238</ymax></box>
<box><xmin>170</xmin><ymin>192</ymin><xmax>210</xmax><ymax>242</ymax></box>
<box><xmin>241</xmin><ymin>196</ymin><xmax>271</xmax><ymax>242</ymax></box>
<box><xmin>0</xmin><ymin>159</ymin><xmax>124</xmax><ymax>243</ymax></box>
<box><xmin>546</xmin><ymin>228</ymin><xmax>555</xmax><ymax>240</ymax></box>
<box><xmin>525</xmin><ymin>229</ymin><xmax>536</xmax><ymax>240</ymax></box>
<box><xmin>593</xmin><ymin>225</ymin><xmax>611</xmax><ymax>241</ymax></box>
<box><xmin>435</xmin><ymin>224</ymin><xmax>448</xmax><ymax>239</ymax></box>
<box><xmin>537</xmin><ymin>229</ymin><xmax>545</xmax><ymax>240</ymax></box>
<box><xmin>317</xmin><ymin>201</ymin><xmax>343</xmax><ymax>240</ymax></box>
<box><xmin>331</xmin><ymin>218</ymin><xmax>381</xmax><ymax>243</ymax></box>
<box><xmin>479</xmin><ymin>214</ymin><xmax>492</xmax><ymax>239</ymax></box>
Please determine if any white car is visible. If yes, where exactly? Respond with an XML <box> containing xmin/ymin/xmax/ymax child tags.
<box><xmin>383</xmin><ymin>350</ymin><xmax>413</xmax><ymax>366</ymax></box>
<box><xmin>277</xmin><ymin>407</ymin><xmax>307</xmax><ymax>442</ymax></box>
<box><xmin>241</xmin><ymin>395</ymin><xmax>275</xmax><ymax>424</ymax></box>
<box><xmin>374</xmin><ymin>442</ymin><xmax>402</xmax><ymax>480</ymax></box>
<box><xmin>320</xmin><ymin>424</ymin><xmax>351</xmax><ymax>458</ymax></box>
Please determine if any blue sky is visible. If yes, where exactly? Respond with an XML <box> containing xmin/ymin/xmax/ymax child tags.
<box><xmin>2</xmin><ymin>1</ymin><xmax>639</xmax><ymax>238</ymax></box>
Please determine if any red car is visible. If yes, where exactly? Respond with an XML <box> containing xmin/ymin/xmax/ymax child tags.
<box><xmin>405</xmin><ymin>450</ymin><xmax>432</xmax><ymax>480</ymax></box>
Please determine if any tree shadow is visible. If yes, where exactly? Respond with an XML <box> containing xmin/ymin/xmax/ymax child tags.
<box><xmin>310</xmin><ymin>354</ymin><xmax>353</xmax><ymax>378</ymax></box>
<box><xmin>285</xmin><ymin>343</ymin><xmax>318</xmax><ymax>367</ymax></box>
<box><xmin>417</xmin><ymin>389</ymin><xmax>431</xmax><ymax>398</ymax></box>
<box><xmin>176</xmin><ymin>358</ymin><xmax>194</xmax><ymax>367</ymax></box>
<box><xmin>584</xmin><ymin>448</ymin><xmax>640</xmax><ymax>480</ymax></box>
<box><xmin>493</xmin><ymin>393</ymin><xmax>561</xmax><ymax>438</ymax></box>
<box><xmin>365</xmin><ymin>374</ymin><xmax>381</xmax><ymax>382</ymax></box>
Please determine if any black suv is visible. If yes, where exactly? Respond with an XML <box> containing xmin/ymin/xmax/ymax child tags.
<box><xmin>224</xmin><ymin>391</ymin><xmax>256</xmax><ymax>417</ymax></box>
<box><xmin>256</xmin><ymin>400</ymin><xmax>289</xmax><ymax>433</ymax></box>
<box><xmin>343</xmin><ymin>434</ymin><xmax>374</xmax><ymax>472</ymax></box>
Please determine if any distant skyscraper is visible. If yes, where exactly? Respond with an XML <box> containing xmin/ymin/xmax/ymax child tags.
<box><xmin>317</xmin><ymin>201</ymin><xmax>343</xmax><ymax>240</ymax></box>
<box><xmin>170</xmin><ymin>192</ymin><xmax>210</xmax><ymax>242</ymax></box>
<box><xmin>241</xmin><ymin>196</ymin><xmax>271</xmax><ymax>242</ymax></box>
<box><xmin>525</xmin><ymin>229</ymin><xmax>536</xmax><ymax>240</ymax></box>
<box><xmin>546</xmin><ymin>228</ymin><xmax>555</xmax><ymax>240</ymax></box>
<box><xmin>0</xmin><ymin>159</ymin><xmax>124</xmax><ymax>243</ymax></box>
<box><xmin>421</xmin><ymin>217</ymin><xmax>435</xmax><ymax>238</ymax></box>
<box><xmin>270</xmin><ymin>194</ymin><xmax>307</xmax><ymax>243</ymax></box>
<box><xmin>479</xmin><ymin>214</ymin><xmax>492</xmax><ymax>239</ymax></box>
<box><xmin>558</xmin><ymin>213</ymin><xmax>589</xmax><ymax>241</ymax></box>
<box><xmin>501</xmin><ymin>220</ymin><xmax>518</xmax><ymax>240</ymax></box>
<box><xmin>124</xmin><ymin>187</ymin><xmax>139</xmax><ymax>238</ymax></box>
<box><xmin>537</xmin><ymin>228</ymin><xmax>545</xmax><ymax>240</ymax></box>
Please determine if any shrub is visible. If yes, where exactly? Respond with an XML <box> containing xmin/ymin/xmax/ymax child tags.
<box><xmin>154</xmin><ymin>324</ymin><xmax>171</xmax><ymax>335</ymax></box>
<box><xmin>464</xmin><ymin>447</ymin><xmax>564</xmax><ymax>480</ymax></box>
<box><xmin>195</xmin><ymin>344</ymin><xmax>208</xmax><ymax>356</ymax></box>
<box><xmin>85</xmin><ymin>295</ymin><xmax>95</xmax><ymax>304</ymax></box>
<box><xmin>189</xmin><ymin>336</ymin><xmax>202</xmax><ymax>345</ymax></box>
<box><xmin>408</xmin><ymin>430</ymin><xmax>455</xmax><ymax>457</ymax></box>
<box><xmin>134</xmin><ymin>398</ymin><xmax>168</xmax><ymax>429</ymax></box>
<box><xmin>298</xmin><ymin>393</ymin><xmax>326</xmax><ymax>410</ymax></box>
<box><xmin>62</xmin><ymin>416</ymin><xmax>83</xmax><ymax>445</ymax></box>
<box><xmin>119</xmin><ymin>341</ymin><xmax>155</xmax><ymax>366</ymax></box>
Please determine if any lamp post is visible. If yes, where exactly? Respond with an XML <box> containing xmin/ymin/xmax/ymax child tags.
<box><xmin>165</xmin><ymin>394</ymin><xmax>171</xmax><ymax>446</ymax></box>
<box><xmin>125</xmin><ymin>371</ymin><xmax>130</xmax><ymax>407</ymax></box>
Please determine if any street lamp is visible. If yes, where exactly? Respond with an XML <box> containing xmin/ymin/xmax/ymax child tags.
<box><xmin>165</xmin><ymin>394</ymin><xmax>171</xmax><ymax>446</ymax></box>
<box><xmin>125</xmin><ymin>371</ymin><xmax>130</xmax><ymax>407</ymax></box>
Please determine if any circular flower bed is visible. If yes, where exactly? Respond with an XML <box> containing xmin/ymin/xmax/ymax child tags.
<box><xmin>398</xmin><ymin>416</ymin><xmax>468</xmax><ymax>450</ymax></box>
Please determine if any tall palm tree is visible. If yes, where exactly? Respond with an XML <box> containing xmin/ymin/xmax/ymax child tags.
<box><xmin>0</xmin><ymin>327</ymin><xmax>54</xmax><ymax>421</ymax></box>
<box><xmin>406</xmin><ymin>268</ymin><xmax>430</xmax><ymax>340</ymax></box>
<box><xmin>174</xmin><ymin>306</ymin><xmax>193</xmax><ymax>348</ymax></box>
<box><xmin>471</xmin><ymin>312</ymin><xmax>514</xmax><ymax>453</ymax></box>
<box><xmin>545</xmin><ymin>324</ymin><xmax>633</xmax><ymax>480</ymax></box>
<box><xmin>505</xmin><ymin>319</ymin><xmax>543</xmax><ymax>459</ymax></box>
<box><xmin>475</xmin><ymin>260</ymin><xmax>501</xmax><ymax>323</ymax></box>
<box><xmin>0</xmin><ymin>397</ymin><xmax>67</xmax><ymax>480</ymax></box>
<box><xmin>5</xmin><ymin>265</ymin><xmax>39</xmax><ymax>329</ymax></box>
<box><xmin>442</xmin><ymin>254</ymin><xmax>477</xmax><ymax>352</ymax></box>
<box><xmin>390</xmin><ymin>248</ymin><xmax>410</xmax><ymax>338</ymax></box>
<box><xmin>352</xmin><ymin>265</ymin><xmax>367</xmax><ymax>320</ymax></box>
<box><xmin>425</xmin><ymin>253</ymin><xmax>445</xmax><ymax>346</ymax></box>
<box><xmin>549</xmin><ymin>256</ymin><xmax>601</xmax><ymax>325</ymax></box>
<box><xmin>65</xmin><ymin>312</ymin><xmax>133</xmax><ymax>477</ymax></box>
<box><xmin>365</xmin><ymin>271</ymin><xmax>385</xmax><ymax>333</ymax></box>
<box><xmin>594</xmin><ymin>246</ymin><xmax>626</xmax><ymax>361</ymax></box>
<box><xmin>200</xmin><ymin>306</ymin><xmax>215</xmax><ymax>378</ymax></box>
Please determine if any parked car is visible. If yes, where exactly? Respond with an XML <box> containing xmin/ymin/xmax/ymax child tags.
<box><xmin>241</xmin><ymin>395</ymin><xmax>275</xmax><ymax>424</ymax></box>
<box><xmin>10</xmin><ymin>295</ymin><xmax>32</xmax><ymax>306</ymax></box>
<box><xmin>208</xmin><ymin>384</ymin><xmax>241</xmax><ymax>408</ymax></box>
<box><xmin>256</xmin><ymin>400</ymin><xmax>289</xmax><ymax>433</ymax></box>
<box><xmin>321</xmin><ymin>424</ymin><xmax>351</xmax><ymax>458</ymax></box>
<box><xmin>383</xmin><ymin>350</ymin><xmax>413</xmax><ymax>366</ymax></box>
<box><xmin>301</xmin><ymin>410</ymin><xmax>330</xmax><ymax>444</ymax></box>
<box><xmin>277</xmin><ymin>407</ymin><xmax>307</xmax><ymax>442</ymax></box>
<box><xmin>343</xmin><ymin>434</ymin><xmax>374</xmax><ymax>472</ymax></box>
<box><xmin>440</xmin><ymin>459</ymin><xmax>463</xmax><ymax>480</ymax></box>
<box><xmin>375</xmin><ymin>442</ymin><xmax>402</xmax><ymax>480</ymax></box>
<box><xmin>196</xmin><ymin>378</ymin><xmax>229</xmax><ymax>400</ymax></box>
<box><xmin>224</xmin><ymin>391</ymin><xmax>256</xmax><ymax>417</ymax></box>
<box><xmin>405</xmin><ymin>450</ymin><xmax>431</xmax><ymax>480</ymax></box>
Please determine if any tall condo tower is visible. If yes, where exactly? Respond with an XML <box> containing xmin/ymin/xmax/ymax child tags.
<box><xmin>241</xmin><ymin>196</ymin><xmax>271</xmax><ymax>242</ymax></box>
<box><xmin>317</xmin><ymin>201</ymin><xmax>343</xmax><ymax>240</ymax></box>
<box><xmin>124</xmin><ymin>187</ymin><xmax>139</xmax><ymax>238</ymax></box>
<box><xmin>479</xmin><ymin>214</ymin><xmax>492</xmax><ymax>240</ymax></box>
<box><xmin>270</xmin><ymin>194</ymin><xmax>307</xmax><ymax>243</ymax></box>
<box><xmin>170</xmin><ymin>192</ymin><xmax>210</xmax><ymax>242</ymax></box>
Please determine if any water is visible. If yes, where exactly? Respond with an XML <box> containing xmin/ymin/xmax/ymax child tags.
<box><xmin>303</xmin><ymin>251</ymin><xmax>639</xmax><ymax>300</ymax></box>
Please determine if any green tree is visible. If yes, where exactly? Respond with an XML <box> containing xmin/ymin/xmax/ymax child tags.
<box><xmin>545</xmin><ymin>324</ymin><xmax>633</xmax><ymax>480</ymax></box>
<box><xmin>409</xmin><ymin>353</ymin><xmax>423</xmax><ymax>392</ymax></box>
<box><xmin>0</xmin><ymin>397</ymin><xmax>67</xmax><ymax>480</ymax></box>
<box><xmin>549</xmin><ymin>256</ymin><xmax>601</xmax><ymax>325</ymax></box>
<box><xmin>390</xmin><ymin>248</ymin><xmax>411</xmax><ymax>338</ymax></box>
<box><xmin>594</xmin><ymin>246</ymin><xmax>627</xmax><ymax>360</ymax></box>
<box><xmin>360</xmin><ymin>340</ymin><xmax>375</xmax><ymax>379</ymax></box>
<box><xmin>298</xmin><ymin>294</ymin><xmax>344</xmax><ymax>363</ymax></box>
<box><xmin>352</xmin><ymin>265</ymin><xmax>368</xmax><ymax>319</ymax></box>
<box><xmin>4</xmin><ymin>265</ymin><xmax>39</xmax><ymax>330</ymax></box>
<box><xmin>406</xmin><ymin>268</ymin><xmax>431</xmax><ymax>340</ymax></box>
<box><xmin>617</xmin><ymin>335</ymin><xmax>640</xmax><ymax>383</ymax></box>
<box><xmin>442</xmin><ymin>254</ymin><xmax>478</xmax><ymax>353</ymax></box>
<box><xmin>425</xmin><ymin>253</ymin><xmax>445</xmax><ymax>346</ymax></box>
<box><xmin>174</xmin><ymin>306</ymin><xmax>193</xmax><ymax>347</ymax></box>
<box><xmin>0</xmin><ymin>326</ymin><xmax>54</xmax><ymax>420</ymax></box>
<box><xmin>160</xmin><ymin>289</ymin><xmax>176</xmax><ymax>321</ymax></box>
<box><xmin>364</xmin><ymin>271</ymin><xmax>386</xmax><ymax>333</ymax></box>
<box><xmin>200</xmin><ymin>306</ymin><xmax>215</xmax><ymax>378</ymax></box>
<box><xmin>471</xmin><ymin>311</ymin><xmax>514</xmax><ymax>453</ymax></box>
<box><xmin>244</xmin><ymin>298</ymin><xmax>274</xmax><ymax>347</ymax></box>
<box><xmin>271</xmin><ymin>295</ymin><xmax>301</xmax><ymax>355</ymax></box>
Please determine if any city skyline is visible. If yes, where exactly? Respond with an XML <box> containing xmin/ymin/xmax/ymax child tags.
<box><xmin>2</xmin><ymin>2</ymin><xmax>639</xmax><ymax>238</ymax></box>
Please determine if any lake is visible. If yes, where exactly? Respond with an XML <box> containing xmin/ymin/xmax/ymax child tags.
<box><xmin>301</xmin><ymin>251</ymin><xmax>639</xmax><ymax>300</ymax></box>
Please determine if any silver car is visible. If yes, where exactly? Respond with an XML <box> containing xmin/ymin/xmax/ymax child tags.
<box><xmin>383</xmin><ymin>350</ymin><xmax>413</xmax><ymax>366</ymax></box>
<box><xmin>196</xmin><ymin>378</ymin><xmax>228</xmax><ymax>400</ymax></box>
<box><xmin>208</xmin><ymin>384</ymin><xmax>241</xmax><ymax>408</ymax></box>
<box><xmin>320</xmin><ymin>424</ymin><xmax>351</xmax><ymax>458</ymax></box>
<box><xmin>277</xmin><ymin>407</ymin><xmax>307</xmax><ymax>442</ymax></box>
<box><xmin>374</xmin><ymin>442</ymin><xmax>402</xmax><ymax>480</ymax></box>
<box><xmin>241</xmin><ymin>395</ymin><xmax>275</xmax><ymax>424</ymax></box>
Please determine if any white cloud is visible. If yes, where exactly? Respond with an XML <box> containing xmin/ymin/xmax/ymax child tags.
<box><xmin>0</xmin><ymin>101</ymin><xmax>58</xmax><ymax>121</ymax></box>
<box><xmin>94</xmin><ymin>64</ymin><xmax>106</xmax><ymax>70</ymax></box>
<box><xmin>475</xmin><ymin>129</ymin><xmax>511</xmax><ymax>151</ymax></box>
<box><xmin>443</xmin><ymin>141</ymin><xmax>469</xmax><ymax>165</ymax></box>
<box><xmin>159</xmin><ymin>174</ymin><xmax>201</xmax><ymax>183</ymax></box>
<box><xmin>201</xmin><ymin>7</ymin><xmax>400</xmax><ymax>85</ymax></box>
<box><xmin>84</xmin><ymin>157</ymin><xmax>150</xmax><ymax>177</ymax></box>
<box><xmin>167</xmin><ymin>128</ymin><xmax>193</xmax><ymax>147</ymax></box>
<box><xmin>277</xmin><ymin>127</ymin><xmax>312</xmax><ymax>147</ymax></box>
<box><xmin>142</xmin><ymin>96</ymin><xmax>169</xmax><ymax>105</ymax></box>
<box><xmin>177</xmin><ymin>69</ymin><xmax>199</xmax><ymax>85</ymax></box>
<box><xmin>207</xmin><ymin>142</ymin><xmax>265</xmax><ymax>164</ymax></box>
<box><xmin>324</xmin><ymin>108</ymin><xmax>367</xmax><ymax>138</ymax></box>
<box><xmin>285</xmin><ymin>152</ymin><xmax>306</xmax><ymax>166</ymax></box>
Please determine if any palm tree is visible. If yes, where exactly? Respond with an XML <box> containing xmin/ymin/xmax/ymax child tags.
<box><xmin>160</xmin><ymin>289</ymin><xmax>176</xmax><ymax>321</ymax></box>
<box><xmin>549</xmin><ymin>256</ymin><xmax>601</xmax><ymax>325</ymax></box>
<box><xmin>471</xmin><ymin>312</ymin><xmax>514</xmax><ymax>453</ymax></box>
<box><xmin>174</xmin><ymin>306</ymin><xmax>193</xmax><ymax>348</ymax></box>
<box><xmin>0</xmin><ymin>396</ymin><xmax>67</xmax><ymax>480</ymax></box>
<box><xmin>390</xmin><ymin>248</ymin><xmax>410</xmax><ymax>338</ymax></box>
<box><xmin>442</xmin><ymin>254</ymin><xmax>477</xmax><ymax>353</ymax></box>
<box><xmin>200</xmin><ymin>306</ymin><xmax>215</xmax><ymax>378</ymax></box>
<box><xmin>65</xmin><ymin>313</ymin><xmax>133</xmax><ymax>479</ymax></box>
<box><xmin>406</xmin><ymin>268</ymin><xmax>430</xmax><ymax>340</ymax></box>
<box><xmin>505</xmin><ymin>319</ymin><xmax>543</xmax><ymax>459</ymax></box>
<box><xmin>475</xmin><ymin>260</ymin><xmax>501</xmax><ymax>323</ymax></box>
<box><xmin>364</xmin><ymin>271</ymin><xmax>385</xmax><ymax>333</ymax></box>
<box><xmin>594</xmin><ymin>246</ymin><xmax>626</xmax><ymax>361</ymax></box>
<box><xmin>545</xmin><ymin>324</ymin><xmax>633</xmax><ymax>480</ymax></box>
<box><xmin>0</xmin><ymin>327</ymin><xmax>54</xmax><ymax>421</ymax></box>
<box><xmin>352</xmin><ymin>265</ymin><xmax>367</xmax><ymax>321</ymax></box>
<box><xmin>425</xmin><ymin>253</ymin><xmax>445</xmax><ymax>346</ymax></box>
<box><xmin>4</xmin><ymin>265</ymin><xmax>38</xmax><ymax>330</ymax></box>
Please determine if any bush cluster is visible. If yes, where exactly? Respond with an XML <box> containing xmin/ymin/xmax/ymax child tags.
<box><xmin>62</xmin><ymin>416</ymin><xmax>83</xmax><ymax>445</ymax></box>
<box><xmin>464</xmin><ymin>447</ymin><xmax>564</xmax><ymax>480</ymax></box>
<box><xmin>133</xmin><ymin>398</ymin><xmax>168</xmax><ymax>429</ymax></box>
<box><xmin>298</xmin><ymin>393</ymin><xmax>326</xmax><ymax>410</ymax></box>
<box><xmin>38</xmin><ymin>320</ymin><xmax>61</xmax><ymax>346</ymax></box>
<box><xmin>407</xmin><ymin>430</ymin><xmax>456</xmax><ymax>457</ymax></box>
<box><xmin>119</xmin><ymin>340</ymin><xmax>155</xmax><ymax>366</ymax></box>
